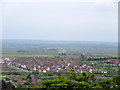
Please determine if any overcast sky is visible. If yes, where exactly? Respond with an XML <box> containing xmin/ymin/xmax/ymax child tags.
<box><xmin>0</xmin><ymin>0</ymin><xmax>118</xmax><ymax>42</ymax></box>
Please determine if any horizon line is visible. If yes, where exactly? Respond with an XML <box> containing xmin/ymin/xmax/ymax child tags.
<box><xmin>1</xmin><ymin>39</ymin><xmax>118</xmax><ymax>43</ymax></box>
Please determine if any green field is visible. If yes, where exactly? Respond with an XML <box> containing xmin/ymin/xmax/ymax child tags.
<box><xmin>2</xmin><ymin>40</ymin><xmax>118</xmax><ymax>57</ymax></box>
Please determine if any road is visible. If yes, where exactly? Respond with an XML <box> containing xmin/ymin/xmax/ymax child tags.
<box><xmin>7</xmin><ymin>62</ymin><xmax>32</xmax><ymax>73</ymax></box>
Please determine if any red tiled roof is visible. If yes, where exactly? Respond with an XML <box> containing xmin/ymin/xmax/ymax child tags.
<box><xmin>0</xmin><ymin>58</ymin><xmax>4</xmax><ymax>63</ymax></box>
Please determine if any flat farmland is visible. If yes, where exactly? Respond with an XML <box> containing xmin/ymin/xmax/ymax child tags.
<box><xmin>2</xmin><ymin>40</ymin><xmax>118</xmax><ymax>57</ymax></box>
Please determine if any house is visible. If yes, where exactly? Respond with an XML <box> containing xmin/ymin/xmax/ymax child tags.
<box><xmin>0</xmin><ymin>58</ymin><xmax>4</xmax><ymax>63</ymax></box>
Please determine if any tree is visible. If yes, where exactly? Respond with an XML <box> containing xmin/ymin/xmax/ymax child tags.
<box><xmin>88</xmin><ymin>74</ymin><xmax>96</xmax><ymax>82</ymax></box>
<box><xmin>112</xmin><ymin>75</ymin><xmax>120</xmax><ymax>86</ymax></box>
<box><xmin>2</xmin><ymin>80</ymin><xmax>15</xmax><ymax>89</ymax></box>
<box><xmin>68</xmin><ymin>69</ymin><xmax>77</xmax><ymax>80</ymax></box>
<box><xmin>26</xmin><ymin>73</ymin><xmax>32</xmax><ymax>83</ymax></box>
